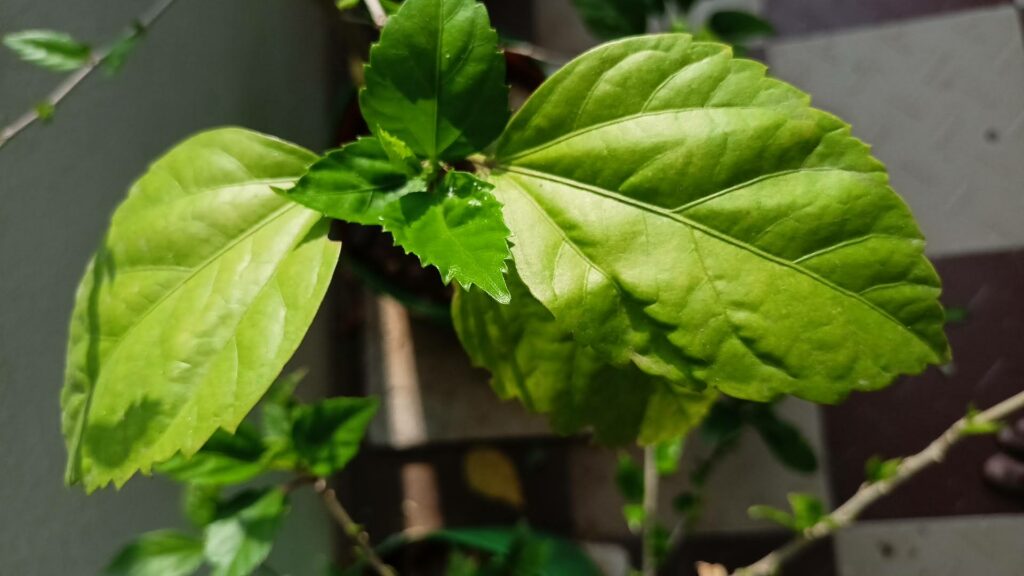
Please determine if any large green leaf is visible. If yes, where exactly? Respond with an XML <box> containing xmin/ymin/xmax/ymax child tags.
<box><xmin>485</xmin><ymin>34</ymin><xmax>948</xmax><ymax>405</ymax></box>
<box><xmin>454</xmin><ymin>267</ymin><xmax>715</xmax><ymax>444</ymax></box>
<box><xmin>62</xmin><ymin>128</ymin><xmax>340</xmax><ymax>491</ymax></box>
<box><xmin>3</xmin><ymin>29</ymin><xmax>91</xmax><ymax>72</ymax></box>
<box><xmin>288</xmin><ymin>138</ymin><xmax>512</xmax><ymax>302</ymax></box>
<box><xmin>104</xmin><ymin>531</ymin><xmax>205</xmax><ymax>576</ymax></box>
<box><xmin>204</xmin><ymin>488</ymin><xmax>288</xmax><ymax>576</ymax></box>
<box><xmin>360</xmin><ymin>0</ymin><xmax>509</xmax><ymax>161</ymax></box>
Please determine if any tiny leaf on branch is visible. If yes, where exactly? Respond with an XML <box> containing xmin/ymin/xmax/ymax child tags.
<box><xmin>482</xmin><ymin>34</ymin><xmax>949</xmax><ymax>407</ymax></box>
<box><xmin>360</xmin><ymin>0</ymin><xmax>509</xmax><ymax>161</ymax></box>
<box><xmin>289</xmin><ymin>138</ymin><xmax>513</xmax><ymax>302</ymax></box>
<box><xmin>3</xmin><ymin>29</ymin><xmax>92</xmax><ymax>72</ymax></box>
<box><xmin>61</xmin><ymin>128</ymin><xmax>340</xmax><ymax>491</ymax></box>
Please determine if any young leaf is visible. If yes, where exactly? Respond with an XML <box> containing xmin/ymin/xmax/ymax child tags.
<box><xmin>360</xmin><ymin>0</ymin><xmax>509</xmax><ymax>161</ymax></box>
<box><xmin>747</xmin><ymin>505</ymin><xmax>795</xmax><ymax>531</ymax></box>
<box><xmin>3</xmin><ymin>29</ymin><xmax>92</xmax><ymax>72</ymax></box>
<box><xmin>454</xmin><ymin>267</ymin><xmax>715</xmax><ymax>444</ymax></box>
<box><xmin>787</xmin><ymin>492</ymin><xmax>826</xmax><ymax>531</ymax></box>
<box><xmin>336</xmin><ymin>0</ymin><xmax>362</xmax><ymax>10</ymax></box>
<box><xmin>290</xmin><ymin>396</ymin><xmax>379</xmax><ymax>476</ymax></box>
<box><xmin>615</xmin><ymin>453</ymin><xmax>644</xmax><ymax>503</ymax></box>
<box><xmin>203</xmin><ymin>488</ymin><xmax>288</xmax><ymax>576</ymax></box>
<box><xmin>962</xmin><ymin>407</ymin><xmax>1004</xmax><ymax>436</ymax></box>
<box><xmin>104</xmin><ymin>530</ymin><xmax>205</xmax><ymax>576</ymax></box>
<box><xmin>288</xmin><ymin>139</ymin><xmax>512</xmax><ymax>302</ymax></box>
<box><xmin>61</xmin><ymin>128</ymin><xmax>340</xmax><ymax>491</ymax></box>
<box><xmin>571</xmin><ymin>0</ymin><xmax>649</xmax><ymax>40</ymax></box>
<box><xmin>654</xmin><ymin>435</ymin><xmax>685</xmax><ymax>476</ymax></box>
<box><xmin>35</xmin><ymin>102</ymin><xmax>56</xmax><ymax>122</ymax></box>
<box><xmin>155</xmin><ymin>426</ymin><xmax>268</xmax><ymax>486</ymax></box>
<box><xmin>864</xmin><ymin>455</ymin><xmax>901</xmax><ymax>483</ymax></box>
<box><xmin>104</xmin><ymin>22</ymin><xmax>145</xmax><ymax>75</ymax></box>
<box><xmin>488</xmin><ymin>34</ymin><xmax>949</xmax><ymax>405</ymax></box>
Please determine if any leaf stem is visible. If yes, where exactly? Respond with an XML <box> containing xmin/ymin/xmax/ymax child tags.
<box><xmin>729</xmin><ymin>388</ymin><xmax>1024</xmax><ymax>576</ymax></box>
<box><xmin>363</xmin><ymin>0</ymin><xmax>389</xmax><ymax>28</ymax></box>
<box><xmin>642</xmin><ymin>445</ymin><xmax>660</xmax><ymax>576</ymax></box>
<box><xmin>314</xmin><ymin>478</ymin><xmax>397</xmax><ymax>576</ymax></box>
<box><xmin>0</xmin><ymin>0</ymin><xmax>180</xmax><ymax>152</ymax></box>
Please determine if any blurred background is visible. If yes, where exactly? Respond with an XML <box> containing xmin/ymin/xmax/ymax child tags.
<box><xmin>1</xmin><ymin>0</ymin><xmax>1022</xmax><ymax>574</ymax></box>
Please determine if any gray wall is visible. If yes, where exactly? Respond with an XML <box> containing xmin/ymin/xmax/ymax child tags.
<box><xmin>0</xmin><ymin>0</ymin><xmax>339</xmax><ymax>573</ymax></box>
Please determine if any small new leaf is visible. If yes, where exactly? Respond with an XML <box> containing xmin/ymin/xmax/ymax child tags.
<box><xmin>360</xmin><ymin>0</ymin><xmax>509</xmax><ymax>161</ymax></box>
<box><xmin>104</xmin><ymin>530</ymin><xmax>205</xmax><ymax>576</ymax></box>
<box><xmin>336</xmin><ymin>0</ymin><xmax>361</xmax><ymax>10</ymax></box>
<box><xmin>962</xmin><ymin>407</ymin><xmax>1004</xmax><ymax>437</ymax></box>
<box><xmin>289</xmin><ymin>139</ymin><xmax>512</xmax><ymax>302</ymax></box>
<box><xmin>865</xmin><ymin>455</ymin><xmax>902</xmax><ymax>483</ymax></box>
<box><xmin>104</xmin><ymin>22</ymin><xmax>145</xmax><ymax>75</ymax></box>
<box><xmin>204</xmin><ymin>488</ymin><xmax>288</xmax><ymax>576</ymax></box>
<box><xmin>3</xmin><ymin>29</ymin><xmax>92</xmax><ymax>72</ymax></box>
<box><xmin>290</xmin><ymin>396</ymin><xmax>379</xmax><ymax>477</ymax></box>
<box><xmin>747</xmin><ymin>505</ymin><xmax>795</xmax><ymax>532</ymax></box>
<box><xmin>654</xmin><ymin>436</ymin><xmax>685</xmax><ymax>476</ymax></box>
<box><xmin>787</xmin><ymin>493</ymin><xmax>826</xmax><ymax>531</ymax></box>
<box><xmin>35</xmin><ymin>102</ymin><xmax>56</xmax><ymax>122</ymax></box>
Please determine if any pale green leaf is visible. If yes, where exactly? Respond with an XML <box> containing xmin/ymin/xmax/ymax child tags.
<box><xmin>204</xmin><ymin>489</ymin><xmax>288</xmax><ymax>576</ymax></box>
<box><xmin>3</xmin><ymin>29</ymin><xmax>91</xmax><ymax>72</ymax></box>
<box><xmin>360</xmin><ymin>0</ymin><xmax>509</xmax><ymax>161</ymax></box>
<box><xmin>488</xmin><ymin>34</ymin><xmax>949</xmax><ymax>405</ymax></box>
<box><xmin>864</xmin><ymin>456</ymin><xmax>901</xmax><ymax>483</ymax></box>
<box><xmin>290</xmin><ymin>396</ymin><xmax>379</xmax><ymax>476</ymax></box>
<box><xmin>288</xmin><ymin>138</ymin><xmax>512</xmax><ymax>302</ymax></box>
<box><xmin>336</xmin><ymin>0</ymin><xmax>361</xmax><ymax>10</ymax></box>
<box><xmin>61</xmin><ymin>127</ymin><xmax>340</xmax><ymax>491</ymax></box>
<box><xmin>747</xmin><ymin>505</ymin><xmax>795</xmax><ymax>531</ymax></box>
<box><xmin>654</xmin><ymin>435</ymin><xmax>685</xmax><ymax>476</ymax></box>
<box><xmin>453</xmin><ymin>267</ymin><xmax>714</xmax><ymax>443</ymax></box>
<box><xmin>104</xmin><ymin>530</ymin><xmax>205</xmax><ymax>576</ymax></box>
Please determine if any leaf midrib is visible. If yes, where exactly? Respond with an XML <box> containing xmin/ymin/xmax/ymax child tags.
<box><xmin>498</xmin><ymin>166</ymin><xmax>938</xmax><ymax>356</ymax></box>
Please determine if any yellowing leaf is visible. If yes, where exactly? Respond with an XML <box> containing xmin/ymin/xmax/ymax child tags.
<box><xmin>464</xmin><ymin>447</ymin><xmax>524</xmax><ymax>509</ymax></box>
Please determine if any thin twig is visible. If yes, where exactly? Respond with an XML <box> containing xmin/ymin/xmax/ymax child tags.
<box><xmin>0</xmin><ymin>0</ymin><xmax>180</xmax><ymax>151</ymax></box>
<box><xmin>730</xmin><ymin>388</ymin><xmax>1024</xmax><ymax>576</ymax></box>
<box><xmin>363</xmin><ymin>0</ymin><xmax>389</xmax><ymax>28</ymax></box>
<box><xmin>642</xmin><ymin>445</ymin><xmax>660</xmax><ymax>576</ymax></box>
<box><xmin>314</xmin><ymin>478</ymin><xmax>397</xmax><ymax>576</ymax></box>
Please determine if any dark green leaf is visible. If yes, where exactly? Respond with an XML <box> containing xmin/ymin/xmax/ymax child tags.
<box><xmin>156</xmin><ymin>425</ymin><xmax>268</xmax><ymax>486</ymax></box>
<box><xmin>864</xmin><ymin>456</ymin><xmax>901</xmax><ymax>483</ymax></box>
<box><xmin>700</xmin><ymin>401</ymin><xmax>744</xmax><ymax>445</ymax></box>
<box><xmin>615</xmin><ymin>453</ymin><xmax>644</xmax><ymax>503</ymax></box>
<box><xmin>426</xmin><ymin>528</ymin><xmax>601</xmax><ymax>576</ymax></box>
<box><xmin>571</xmin><ymin>0</ymin><xmax>649</xmax><ymax>40</ymax></box>
<box><xmin>203</xmin><ymin>488</ymin><xmax>288</xmax><ymax>576</ymax></box>
<box><xmin>104</xmin><ymin>530</ymin><xmax>205</xmax><ymax>576</ymax></box>
<box><xmin>674</xmin><ymin>0</ymin><xmax>699</xmax><ymax>13</ymax></box>
<box><xmin>360</xmin><ymin>0</ymin><xmax>509</xmax><ymax>161</ymax></box>
<box><xmin>288</xmin><ymin>139</ymin><xmax>512</xmax><ymax>302</ymax></box>
<box><xmin>489</xmin><ymin>34</ymin><xmax>949</xmax><ymax>407</ymax></box>
<box><xmin>103</xmin><ymin>22</ymin><xmax>144</xmax><ymax>74</ymax></box>
<box><xmin>291</xmin><ymin>396</ymin><xmax>379</xmax><ymax>476</ymax></box>
<box><xmin>3</xmin><ymin>29</ymin><xmax>91</xmax><ymax>72</ymax></box>
<box><xmin>747</xmin><ymin>406</ymin><xmax>818</xmax><ymax>473</ymax></box>
<box><xmin>454</xmin><ymin>267</ymin><xmax>715</xmax><ymax>444</ymax></box>
<box><xmin>62</xmin><ymin>128</ymin><xmax>339</xmax><ymax>491</ymax></box>
<box><xmin>707</xmin><ymin>11</ymin><xmax>774</xmax><ymax>46</ymax></box>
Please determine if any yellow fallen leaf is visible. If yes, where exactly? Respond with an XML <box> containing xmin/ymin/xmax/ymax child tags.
<box><xmin>464</xmin><ymin>446</ymin><xmax>524</xmax><ymax>509</ymax></box>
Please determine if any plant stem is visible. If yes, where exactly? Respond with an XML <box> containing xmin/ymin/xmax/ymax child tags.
<box><xmin>314</xmin><ymin>478</ymin><xmax>397</xmax><ymax>576</ymax></box>
<box><xmin>642</xmin><ymin>445</ymin><xmax>660</xmax><ymax>576</ymax></box>
<box><xmin>363</xmin><ymin>0</ymin><xmax>389</xmax><ymax>28</ymax></box>
<box><xmin>730</xmin><ymin>388</ymin><xmax>1024</xmax><ymax>576</ymax></box>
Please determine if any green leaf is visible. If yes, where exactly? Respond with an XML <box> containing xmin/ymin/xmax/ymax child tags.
<box><xmin>747</xmin><ymin>405</ymin><xmax>818</xmax><ymax>473</ymax></box>
<box><xmin>747</xmin><ymin>505</ymin><xmax>795</xmax><ymax>531</ymax></box>
<box><xmin>336</xmin><ymin>0</ymin><xmax>362</xmax><ymax>10</ymax></box>
<box><xmin>103</xmin><ymin>22</ymin><xmax>145</xmax><ymax>75</ymax></box>
<box><xmin>488</xmin><ymin>34</ymin><xmax>949</xmax><ymax>405</ymax></box>
<box><xmin>622</xmin><ymin>503</ymin><xmax>646</xmax><ymax>533</ymax></box>
<box><xmin>425</xmin><ymin>528</ymin><xmax>602</xmax><ymax>576</ymax></box>
<box><xmin>865</xmin><ymin>455</ymin><xmax>901</xmax><ymax>483</ymax></box>
<box><xmin>290</xmin><ymin>396</ymin><xmax>379</xmax><ymax>476</ymax></box>
<box><xmin>3</xmin><ymin>29</ymin><xmax>91</xmax><ymax>72</ymax></box>
<box><xmin>654</xmin><ymin>435</ymin><xmax>685</xmax><ymax>476</ymax></box>
<box><xmin>61</xmin><ymin>127</ymin><xmax>340</xmax><ymax>491</ymax></box>
<box><xmin>35</xmin><ymin>101</ymin><xmax>55</xmax><ymax>122</ymax></box>
<box><xmin>204</xmin><ymin>489</ymin><xmax>288</xmax><ymax>576</ymax></box>
<box><xmin>104</xmin><ymin>530</ymin><xmax>205</xmax><ymax>576</ymax></box>
<box><xmin>445</xmin><ymin>551</ymin><xmax>481</xmax><ymax>576</ymax></box>
<box><xmin>787</xmin><ymin>493</ymin><xmax>826</xmax><ymax>531</ymax></box>
<box><xmin>360</xmin><ymin>0</ymin><xmax>509</xmax><ymax>161</ymax></box>
<box><xmin>454</xmin><ymin>266</ymin><xmax>715</xmax><ymax>443</ymax></box>
<box><xmin>962</xmin><ymin>407</ymin><xmax>1003</xmax><ymax>436</ymax></box>
<box><xmin>184</xmin><ymin>484</ymin><xmax>222</xmax><ymax>527</ymax></box>
<box><xmin>288</xmin><ymin>138</ymin><xmax>512</xmax><ymax>302</ymax></box>
<box><xmin>155</xmin><ymin>425</ymin><xmax>268</xmax><ymax>486</ymax></box>
<box><xmin>570</xmin><ymin>0</ymin><xmax>649</xmax><ymax>40</ymax></box>
<box><xmin>707</xmin><ymin>11</ymin><xmax>774</xmax><ymax>46</ymax></box>
<box><xmin>615</xmin><ymin>453</ymin><xmax>644</xmax><ymax>503</ymax></box>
